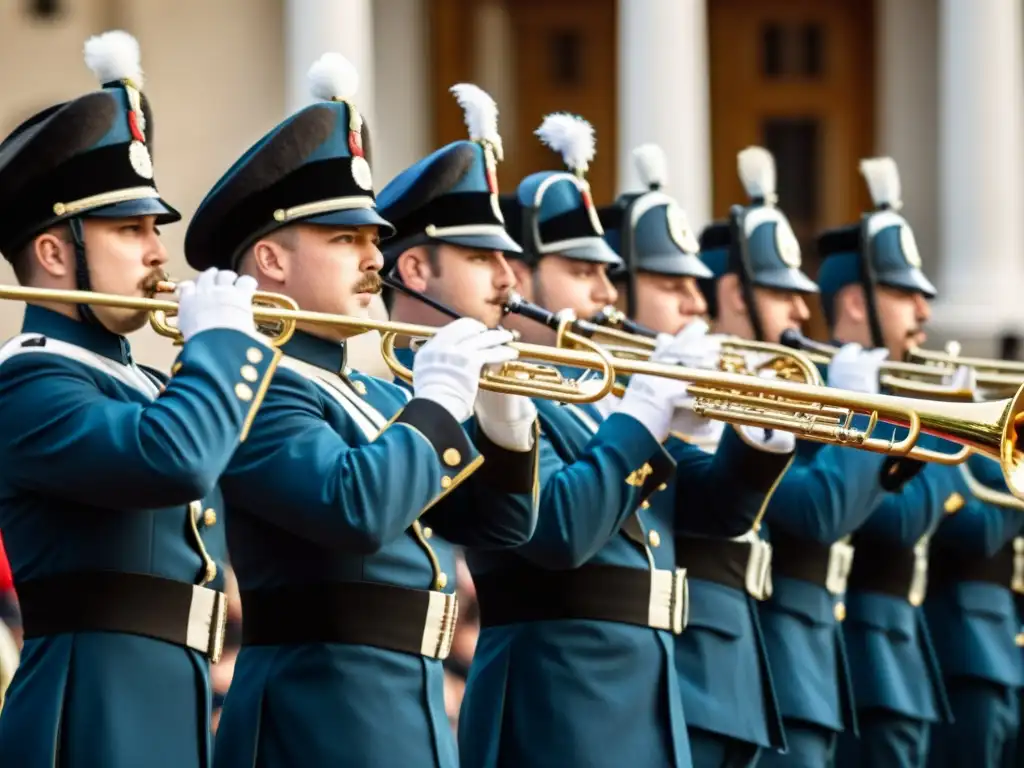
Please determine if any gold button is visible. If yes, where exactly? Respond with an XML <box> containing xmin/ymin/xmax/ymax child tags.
<box><xmin>422</xmin><ymin>526</ymin><xmax>433</xmax><ymax>539</ymax></box>
<box><xmin>443</xmin><ymin>448</ymin><xmax>461</xmax><ymax>467</ymax></box>
<box><xmin>171</xmin><ymin>361</ymin><xmax>183</xmax><ymax>375</ymax></box>
<box><xmin>235</xmin><ymin>382</ymin><xmax>253</xmax><ymax>402</ymax></box>
<box><xmin>441</xmin><ymin>475</ymin><xmax>453</xmax><ymax>489</ymax></box>
<box><xmin>834</xmin><ymin>602</ymin><xmax>846</xmax><ymax>622</ymax></box>
<box><xmin>944</xmin><ymin>492</ymin><xmax>965</xmax><ymax>514</ymax></box>
<box><xmin>910</xmin><ymin>593</ymin><xmax>923</xmax><ymax>607</ymax></box>
<box><xmin>658</xmin><ymin>483</ymin><xmax>668</xmax><ymax>492</ymax></box>
<box><xmin>240</xmin><ymin>364</ymin><xmax>259</xmax><ymax>382</ymax></box>
<box><xmin>203</xmin><ymin>508</ymin><xmax>217</xmax><ymax>526</ymax></box>
<box><xmin>641</xmin><ymin>500</ymin><xmax>651</xmax><ymax>510</ymax></box>
<box><xmin>648</xmin><ymin>530</ymin><xmax>661</xmax><ymax>548</ymax></box>
<box><xmin>1016</xmin><ymin>632</ymin><xmax>1024</xmax><ymax>648</ymax></box>
<box><xmin>246</xmin><ymin>347</ymin><xmax>264</xmax><ymax>364</ymax></box>
<box><xmin>437</xmin><ymin>572</ymin><xmax>449</xmax><ymax>589</ymax></box>
<box><xmin>352</xmin><ymin>380</ymin><xmax>367</xmax><ymax>396</ymax></box>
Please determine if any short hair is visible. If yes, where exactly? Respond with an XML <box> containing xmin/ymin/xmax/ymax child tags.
<box><xmin>8</xmin><ymin>223</ymin><xmax>73</xmax><ymax>285</ymax></box>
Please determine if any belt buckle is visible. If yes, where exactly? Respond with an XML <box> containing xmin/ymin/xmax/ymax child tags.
<box><xmin>648</xmin><ymin>568</ymin><xmax>689</xmax><ymax>634</ymax></box>
<box><xmin>422</xmin><ymin>591</ymin><xmax>459</xmax><ymax>660</ymax></box>
<box><xmin>909</xmin><ymin>539</ymin><xmax>929</xmax><ymax>607</ymax></box>
<box><xmin>187</xmin><ymin>586</ymin><xmax>228</xmax><ymax>663</ymax></box>
<box><xmin>826</xmin><ymin>541</ymin><xmax>856</xmax><ymax>596</ymax></box>
<box><xmin>745</xmin><ymin>540</ymin><xmax>773</xmax><ymax>601</ymax></box>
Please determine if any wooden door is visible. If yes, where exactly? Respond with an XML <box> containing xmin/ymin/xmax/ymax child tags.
<box><xmin>429</xmin><ymin>0</ymin><xmax>617</xmax><ymax>203</ymax></box>
<box><xmin>709</xmin><ymin>0</ymin><xmax>875</xmax><ymax>338</ymax></box>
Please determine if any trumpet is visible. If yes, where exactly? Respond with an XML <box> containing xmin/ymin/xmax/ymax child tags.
<box><xmin>906</xmin><ymin>341</ymin><xmax>1024</xmax><ymax>388</ymax></box>
<box><xmin>781</xmin><ymin>330</ymin><xmax>1022</xmax><ymax>399</ymax></box>
<box><xmin>501</xmin><ymin>294</ymin><xmax>1013</xmax><ymax>470</ymax></box>
<box><xmin>0</xmin><ymin>281</ymin><xmax>618</xmax><ymax>405</ymax></box>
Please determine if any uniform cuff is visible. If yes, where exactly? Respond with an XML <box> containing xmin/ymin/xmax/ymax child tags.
<box><xmin>473</xmin><ymin>420</ymin><xmax>540</xmax><ymax>495</ymax></box>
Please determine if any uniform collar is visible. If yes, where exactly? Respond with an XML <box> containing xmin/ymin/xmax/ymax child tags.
<box><xmin>281</xmin><ymin>330</ymin><xmax>347</xmax><ymax>373</ymax></box>
<box><xmin>22</xmin><ymin>304</ymin><xmax>132</xmax><ymax>364</ymax></box>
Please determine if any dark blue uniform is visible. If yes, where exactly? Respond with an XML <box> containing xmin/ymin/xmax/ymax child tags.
<box><xmin>0</xmin><ymin>30</ymin><xmax>278</xmax><ymax>768</ymax></box>
<box><xmin>924</xmin><ymin>454</ymin><xmax>1024</xmax><ymax>767</ymax></box>
<box><xmin>184</xmin><ymin>59</ymin><xmax>540</xmax><ymax>768</ymax></box>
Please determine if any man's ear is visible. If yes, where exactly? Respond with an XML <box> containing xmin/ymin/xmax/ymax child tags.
<box><xmin>250</xmin><ymin>238</ymin><xmax>289</xmax><ymax>283</ymax></box>
<box><xmin>718</xmin><ymin>273</ymin><xmax>747</xmax><ymax>316</ymax></box>
<box><xmin>395</xmin><ymin>247</ymin><xmax>433</xmax><ymax>293</ymax></box>
<box><xmin>837</xmin><ymin>284</ymin><xmax>867</xmax><ymax>324</ymax></box>
<box><xmin>33</xmin><ymin>230</ymin><xmax>73</xmax><ymax>279</ymax></box>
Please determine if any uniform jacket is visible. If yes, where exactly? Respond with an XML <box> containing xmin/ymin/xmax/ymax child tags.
<box><xmin>841</xmin><ymin>426</ymin><xmax>956</xmax><ymax>723</ymax></box>
<box><xmin>758</xmin><ymin>411</ymin><xmax>897</xmax><ymax>736</ymax></box>
<box><xmin>0</xmin><ymin>305</ymin><xmax>277</xmax><ymax>768</ymax></box>
<box><xmin>213</xmin><ymin>332</ymin><xmax>539</xmax><ymax>768</ymax></box>
<box><xmin>454</xmin><ymin>367</ymin><xmax>792</xmax><ymax>768</ymax></box>
<box><xmin>669</xmin><ymin>425</ymin><xmax>793</xmax><ymax>751</ymax></box>
<box><xmin>924</xmin><ymin>453</ymin><xmax>1024</xmax><ymax>689</ymax></box>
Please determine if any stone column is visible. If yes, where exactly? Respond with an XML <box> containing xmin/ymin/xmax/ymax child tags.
<box><xmin>935</xmin><ymin>0</ymin><xmax>1024</xmax><ymax>348</ymax></box>
<box><xmin>617</xmin><ymin>0</ymin><xmax>711</xmax><ymax>228</ymax></box>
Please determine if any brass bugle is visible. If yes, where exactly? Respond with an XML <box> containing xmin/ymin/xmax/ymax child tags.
<box><xmin>780</xmin><ymin>329</ymin><xmax>1022</xmax><ymax>399</ymax></box>
<box><xmin>0</xmin><ymin>281</ymin><xmax>618</xmax><ymax>405</ymax></box>
<box><xmin>906</xmin><ymin>341</ymin><xmax>1024</xmax><ymax>381</ymax></box>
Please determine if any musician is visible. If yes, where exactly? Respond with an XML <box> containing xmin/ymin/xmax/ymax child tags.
<box><xmin>185</xmin><ymin>56</ymin><xmax>539</xmax><ymax>768</ymax></box>
<box><xmin>0</xmin><ymin>31</ymin><xmax>277</xmax><ymax>768</ymax></box>
<box><xmin>811</xmin><ymin>157</ymin><xmax>961</xmax><ymax>768</ymax></box>
<box><xmin>922</xmin><ymin>455</ymin><xmax>1024</xmax><ymax>767</ymax></box>
<box><xmin>389</xmin><ymin>108</ymin><xmax>792</xmax><ymax>768</ymax></box>
<box><xmin>691</xmin><ymin>148</ymin><xmax>944</xmax><ymax>767</ymax></box>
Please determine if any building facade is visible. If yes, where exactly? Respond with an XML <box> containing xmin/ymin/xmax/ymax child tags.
<box><xmin>0</xmin><ymin>0</ymin><xmax>1020</xmax><ymax>369</ymax></box>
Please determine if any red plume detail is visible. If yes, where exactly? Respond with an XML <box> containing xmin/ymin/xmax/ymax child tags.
<box><xmin>348</xmin><ymin>130</ymin><xmax>364</xmax><ymax>158</ymax></box>
<box><xmin>128</xmin><ymin>111</ymin><xmax>145</xmax><ymax>143</ymax></box>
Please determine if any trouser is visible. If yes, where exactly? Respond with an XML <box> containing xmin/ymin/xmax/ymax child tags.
<box><xmin>689</xmin><ymin>727</ymin><xmax>761</xmax><ymax>768</ymax></box>
<box><xmin>926</xmin><ymin>678</ymin><xmax>1018</xmax><ymax>768</ymax></box>
<box><xmin>757</xmin><ymin>719</ymin><xmax>835</xmax><ymax>768</ymax></box>
<box><xmin>834</xmin><ymin>709</ymin><xmax>930</xmax><ymax>768</ymax></box>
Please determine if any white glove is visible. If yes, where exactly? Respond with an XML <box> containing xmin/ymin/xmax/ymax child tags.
<box><xmin>738</xmin><ymin>425</ymin><xmax>796</xmax><ymax>454</ymax></box>
<box><xmin>827</xmin><ymin>343</ymin><xmax>888</xmax><ymax>394</ymax></box>
<box><xmin>175</xmin><ymin>268</ymin><xmax>261</xmax><ymax>342</ymax></box>
<box><xmin>618</xmin><ymin>321</ymin><xmax>719</xmax><ymax>443</ymax></box>
<box><xmin>413</xmin><ymin>317</ymin><xmax>518</xmax><ymax>423</ymax></box>
<box><xmin>944</xmin><ymin>364</ymin><xmax>977</xmax><ymax>398</ymax></box>
<box><xmin>474</xmin><ymin>390</ymin><xmax>537</xmax><ymax>451</ymax></box>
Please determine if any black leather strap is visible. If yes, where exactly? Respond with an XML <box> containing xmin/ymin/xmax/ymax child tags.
<box><xmin>771</xmin><ymin>530</ymin><xmax>833</xmax><ymax>586</ymax></box>
<box><xmin>675</xmin><ymin>534</ymin><xmax>752</xmax><ymax>592</ymax></box>
<box><xmin>847</xmin><ymin>536</ymin><xmax>917</xmax><ymax>598</ymax></box>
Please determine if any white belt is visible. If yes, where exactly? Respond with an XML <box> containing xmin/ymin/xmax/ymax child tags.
<box><xmin>420</xmin><ymin>591</ymin><xmax>460</xmax><ymax>659</ymax></box>
<box><xmin>186</xmin><ymin>585</ymin><xmax>229</xmax><ymax>662</ymax></box>
<box><xmin>649</xmin><ymin>568</ymin><xmax>689</xmax><ymax>635</ymax></box>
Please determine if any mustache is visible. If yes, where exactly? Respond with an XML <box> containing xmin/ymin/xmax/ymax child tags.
<box><xmin>143</xmin><ymin>271</ymin><xmax>171</xmax><ymax>295</ymax></box>
<box><xmin>354</xmin><ymin>273</ymin><xmax>383</xmax><ymax>295</ymax></box>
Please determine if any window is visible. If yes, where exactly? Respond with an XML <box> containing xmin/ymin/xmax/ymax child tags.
<box><xmin>763</xmin><ymin>118</ymin><xmax>821</xmax><ymax>257</ymax></box>
<box><xmin>549</xmin><ymin>29</ymin><xmax>583</xmax><ymax>86</ymax></box>
<box><xmin>761</xmin><ymin>22</ymin><xmax>825</xmax><ymax>79</ymax></box>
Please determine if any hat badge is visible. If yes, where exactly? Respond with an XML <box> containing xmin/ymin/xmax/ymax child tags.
<box><xmin>125</xmin><ymin>85</ymin><xmax>153</xmax><ymax>180</ymax></box>
<box><xmin>775</xmin><ymin>217</ymin><xmax>802</xmax><ymax>268</ymax></box>
<box><xmin>347</xmin><ymin>106</ymin><xmax>373</xmax><ymax>192</ymax></box>
<box><xmin>899</xmin><ymin>224</ymin><xmax>922</xmax><ymax>268</ymax></box>
<box><xmin>666</xmin><ymin>203</ymin><xmax>699</xmax><ymax>254</ymax></box>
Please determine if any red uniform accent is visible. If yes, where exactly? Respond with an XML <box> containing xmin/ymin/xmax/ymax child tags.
<box><xmin>128</xmin><ymin>111</ymin><xmax>145</xmax><ymax>143</ymax></box>
<box><xmin>348</xmin><ymin>130</ymin><xmax>364</xmax><ymax>158</ymax></box>
<box><xmin>0</xmin><ymin>534</ymin><xmax>13</xmax><ymax>592</ymax></box>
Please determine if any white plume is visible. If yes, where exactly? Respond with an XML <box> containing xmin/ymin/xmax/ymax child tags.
<box><xmin>450</xmin><ymin>83</ymin><xmax>503</xmax><ymax>159</ymax></box>
<box><xmin>737</xmin><ymin>146</ymin><xmax>777</xmax><ymax>203</ymax></box>
<box><xmin>84</xmin><ymin>30</ymin><xmax>143</xmax><ymax>88</ymax></box>
<box><xmin>860</xmin><ymin>157</ymin><xmax>902</xmax><ymax>210</ymax></box>
<box><xmin>307</xmin><ymin>52</ymin><xmax>359</xmax><ymax>102</ymax></box>
<box><xmin>632</xmin><ymin>143</ymin><xmax>668</xmax><ymax>190</ymax></box>
<box><xmin>536</xmin><ymin>113</ymin><xmax>596</xmax><ymax>173</ymax></box>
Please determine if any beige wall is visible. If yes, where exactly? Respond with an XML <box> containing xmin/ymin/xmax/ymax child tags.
<box><xmin>0</xmin><ymin>0</ymin><xmax>286</xmax><ymax>370</ymax></box>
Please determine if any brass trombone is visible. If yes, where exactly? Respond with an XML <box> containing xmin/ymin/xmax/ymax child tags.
<box><xmin>0</xmin><ymin>281</ymin><xmax>618</xmax><ymax>405</ymax></box>
<box><xmin>781</xmin><ymin>330</ymin><xmax>1022</xmax><ymax>400</ymax></box>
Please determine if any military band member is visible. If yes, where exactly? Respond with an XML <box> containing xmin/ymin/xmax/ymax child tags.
<box><xmin>186</xmin><ymin>55</ymin><xmax>539</xmax><ymax>768</ymax></box>
<box><xmin>923</xmin><ymin>457</ymin><xmax>1024</xmax><ymax>766</ymax></box>
<box><xmin>597</xmin><ymin>143</ymin><xmax>796</xmax><ymax>768</ymax></box>
<box><xmin>806</xmin><ymin>158</ymin><xmax>957</xmax><ymax>768</ymax></box>
<box><xmin>695</xmin><ymin>150</ymin><xmax>939</xmax><ymax>767</ymax></box>
<box><xmin>420</xmin><ymin>111</ymin><xmax>792</xmax><ymax>768</ymax></box>
<box><xmin>0</xmin><ymin>31</ymin><xmax>278</xmax><ymax>768</ymax></box>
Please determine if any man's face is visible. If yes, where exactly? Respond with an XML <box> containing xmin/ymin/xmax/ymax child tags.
<box><xmin>279</xmin><ymin>224</ymin><xmax>383</xmax><ymax>332</ymax></box>
<box><xmin>753</xmin><ymin>287</ymin><xmax>811</xmax><ymax>344</ymax></box>
<box><xmin>633</xmin><ymin>273</ymin><xmax>707</xmax><ymax>334</ymax></box>
<box><xmin>412</xmin><ymin>244</ymin><xmax>515</xmax><ymax>329</ymax></box>
<box><xmin>875</xmin><ymin>285</ymin><xmax>931</xmax><ymax>360</ymax></box>
<box><xmin>83</xmin><ymin>215</ymin><xmax>169</xmax><ymax>334</ymax></box>
<box><xmin>530</xmin><ymin>255</ymin><xmax>618</xmax><ymax>320</ymax></box>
